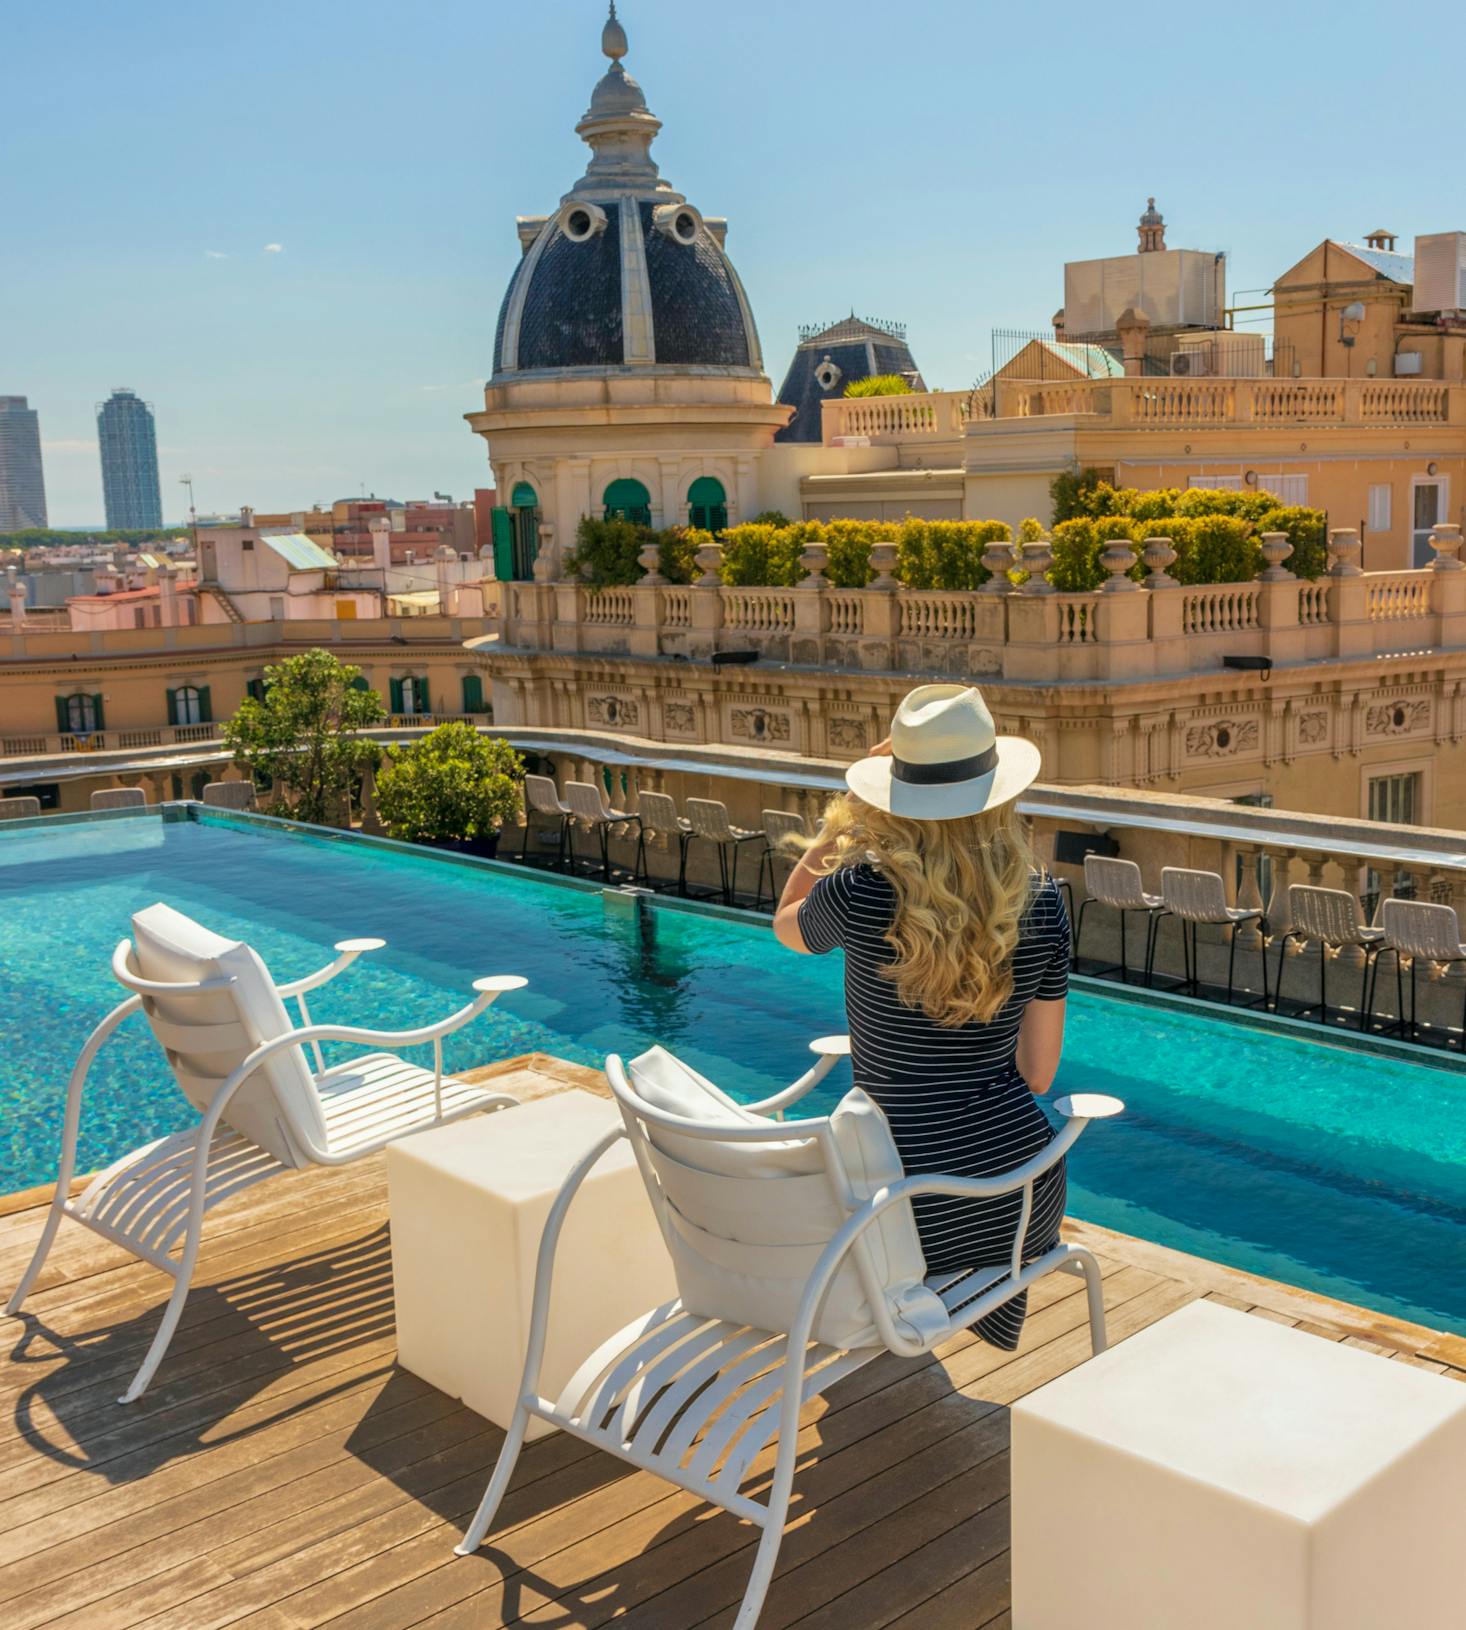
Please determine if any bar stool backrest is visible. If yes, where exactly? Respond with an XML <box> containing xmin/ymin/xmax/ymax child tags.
<box><xmin>636</xmin><ymin>790</ymin><xmax>683</xmax><ymax>835</ymax></box>
<box><xmin>201</xmin><ymin>781</ymin><xmax>256</xmax><ymax>811</ymax></box>
<box><xmin>761</xmin><ymin>808</ymin><xmax>808</xmax><ymax>850</ymax></box>
<box><xmin>0</xmin><ymin>797</ymin><xmax>42</xmax><ymax>821</ymax></box>
<box><xmin>686</xmin><ymin>797</ymin><xmax>736</xmax><ymax>842</ymax></box>
<box><xmin>1381</xmin><ymin>897</ymin><xmax>1466</xmax><ymax>961</ymax></box>
<box><xmin>563</xmin><ymin>781</ymin><xmax>610</xmax><ymax>825</ymax></box>
<box><xmin>1289</xmin><ymin>885</ymin><xmax>1370</xmax><ymax>946</ymax></box>
<box><xmin>524</xmin><ymin>774</ymin><xmax>567</xmax><ymax>817</ymax></box>
<box><xmin>1160</xmin><ymin>867</ymin><xmax>1230</xmax><ymax>923</ymax></box>
<box><xmin>91</xmin><ymin>787</ymin><xmax>147</xmax><ymax>811</ymax></box>
<box><xmin>1083</xmin><ymin>855</ymin><xmax>1150</xmax><ymax>911</ymax></box>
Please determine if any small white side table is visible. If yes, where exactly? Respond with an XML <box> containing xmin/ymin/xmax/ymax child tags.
<box><xmin>387</xmin><ymin>1088</ymin><xmax>676</xmax><ymax>1440</ymax></box>
<box><xmin>1012</xmin><ymin>1298</ymin><xmax>1466</xmax><ymax>1630</ymax></box>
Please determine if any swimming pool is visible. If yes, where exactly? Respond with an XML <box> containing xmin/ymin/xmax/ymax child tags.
<box><xmin>2</xmin><ymin>808</ymin><xmax>1463</xmax><ymax>1336</ymax></box>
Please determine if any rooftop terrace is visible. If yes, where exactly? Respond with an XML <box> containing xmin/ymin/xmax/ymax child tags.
<box><xmin>3</xmin><ymin>1058</ymin><xmax>1460</xmax><ymax>1630</ymax></box>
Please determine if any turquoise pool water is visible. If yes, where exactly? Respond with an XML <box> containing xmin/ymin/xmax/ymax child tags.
<box><xmin>2</xmin><ymin>810</ymin><xmax>1464</xmax><ymax>1336</ymax></box>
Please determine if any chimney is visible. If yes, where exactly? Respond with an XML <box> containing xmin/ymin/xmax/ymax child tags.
<box><xmin>369</xmin><ymin>517</ymin><xmax>392</xmax><ymax>574</ymax></box>
<box><xmin>158</xmin><ymin>564</ymin><xmax>177</xmax><ymax>627</ymax></box>
<box><xmin>240</xmin><ymin>506</ymin><xmax>255</xmax><ymax>529</ymax></box>
<box><xmin>8</xmin><ymin>577</ymin><xmax>27</xmax><ymax>627</ymax></box>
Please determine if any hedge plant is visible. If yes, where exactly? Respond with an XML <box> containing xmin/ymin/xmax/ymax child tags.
<box><xmin>375</xmin><ymin>724</ymin><xmax>524</xmax><ymax>845</ymax></box>
<box><xmin>564</xmin><ymin>517</ymin><xmax>699</xmax><ymax>589</ymax></box>
<box><xmin>843</xmin><ymin>374</ymin><xmax>913</xmax><ymax>397</ymax></box>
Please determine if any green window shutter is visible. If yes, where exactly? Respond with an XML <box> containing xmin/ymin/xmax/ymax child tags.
<box><xmin>491</xmin><ymin>508</ymin><xmax>514</xmax><ymax>580</ymax></box>
<box><xmin>461</xmin><ymin>674</ymin><xmax>484</xmax><ymax>713</ymax></box>
<box><xmin>197</xmin><ymin>685</ymin><xmax>213</xmax><ymax>724</ymax></box>
<box><xmin>166</xmin><ymin>688</ymin><xmax>178</xmax><ymax>726</ymax></box>
<box><xmin>55</xmin><ymin>695</ymin><xmax>69</xmax><ymax>733</ymax></box>
<box><xmin>418</xmin><ymin>679</ymin><xmax>430</xmax><ymax>715</ymax></box>
<box><xmin>91</xmin><ymin>694</ymin><xmax>106</xmax><ymax>730</ymax></box>
<box><xmin>389</xmin><ymin>677</ymin><xmax>403</xmax><ymax>713</ymax></box>
<box><xmin>246</xmin><ymin>678</ymin><xmax>264</xmax><ymax>703</ymax></box>
<box><xmin>348</xmin><ymin>674</ymin><xmax>370</xmax><ymax>692</ymax></box>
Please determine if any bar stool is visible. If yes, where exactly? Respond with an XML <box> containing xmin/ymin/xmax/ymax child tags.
<box><xmin>1378</xmin><ymin>898</ymin><xmax>1466</xmax><ymax>1048</ymax></box>
<box><xmin>1075</xmin><ymin>856</ymin><xmax>1168</xmax><ymax>985</ymax></box>
<box><xmin>1271</xmin><ymin>885</ymin><xmax>1384</xmax><ymax>1029</ymax></box>
<box><xmin>754</xmin><ymin>809</ymin><xmax>810</xmax><ymax>910</ymax></box>
<box><xmin>563</xmin><ymin>781</ymin><xmax>643</xmax><ymax>883</ymax></box>
<box><xmin>521</xmin><ymin>774</ymin><xmax>572</xmax><ymax>870</ymax></box>
<box><xmin>684</xmin><ymin>797</ymin><xmax>765</xmax><ymax>906</ymax></box>
<box><xmin>633</xmin><ymin>790</ymin><xmax>693</xmax><ymax>894</ymax></box>
<box><xmin>1159</xmin><ymin>867</ymin><xmax>1265</xmax><ymax>1005</ymax></box>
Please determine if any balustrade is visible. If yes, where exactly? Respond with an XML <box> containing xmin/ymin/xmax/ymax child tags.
<box><xmin>583</xmin><ymin>587</ymin><xmax>636</xmax><ymax>626</ymax></box>
<box><xmin>721</xmin><ymin>588</ymin><xmax>796</xmax><ymax>634</ymax></box>
<box><xmin>1182</xmin><ymin>585</ymin><xmax>1259</xmax><ymax>636</ymax></box>
<box><xmin>898</xmin><ymin>592</ymin><xmax>979</xmax><ymax>640</ymax></box>
<box><xmin>1366</xmin><ymin>573</ymin><xmax>1432</xmax><ymax>623</ymax></box>
<box><xmin>1055</xmin><ymin>596</ymin><xmax>1099</xmax><ymax>645</ymax></box>
<box><xmin>1297</xmin><ymin>583</ymin><xmax>1329</xmax><ymax>626</ymax></box>
<box><xmin>826</xmin><ymin>592</ymin><xmax>865</xmax><ymax>636</ymax></box>
<box><xmin>661</xmin><ymin>587</ymin><xmax>692</xmax><ymax>630</ymax></box>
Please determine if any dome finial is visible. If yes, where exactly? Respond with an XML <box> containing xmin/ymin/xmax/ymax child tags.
<box><xmin>603</xmin><ymin>2</ymin><xmax>628</xmax><ymax>62</ymax></box>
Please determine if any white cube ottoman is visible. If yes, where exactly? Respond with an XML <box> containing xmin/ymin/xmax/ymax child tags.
<box><xmin>387</xmin><ymin>1088</ymin><xmax>677</xmax><ymax>1440</ymax></box>
<box><xmin>1012</xmin><ymin>1298</ymin><xmax>1466</xmax><ymax>1630</ymax></box>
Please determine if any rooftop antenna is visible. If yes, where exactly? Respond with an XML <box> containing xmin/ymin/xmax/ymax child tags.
<box><xmin>178</xmin><ymin>474</ymin><xmax>198</xmax><ymax>554</ymax></box>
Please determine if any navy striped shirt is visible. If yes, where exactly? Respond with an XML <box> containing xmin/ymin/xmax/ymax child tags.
<box><xmin>799</xmin><ymin>865</ymin><xmax>1071</xmax><ymax>1350</ymax></box>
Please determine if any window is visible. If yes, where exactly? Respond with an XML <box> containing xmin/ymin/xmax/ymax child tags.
<box><xmin>1367</xmin><ymin>483</ymin><xmax>1392</xmax><ymax>533</ymax></box>
<box><xmin>461</xmin><ymin>674</ymin><xmax>485</xmax><ymax>714</ymax></box>
<box><xmin>1368</xmin><ymin>772</ymin><xmax>1420</xmax><ymax>827</ymax></box>
<box><xmin>167</xmin><ymin>685</ymin><xmax>212</xmax><ymax>727</ymax></box>
<box><xmin>245</xmin><ymin>678</ymin><xmax>266</xmax><ymax>703</ymax></box>
<box><xmin>1188</xmin><ymin>475</ymin><xmax>1242</xmax><ymax>491</ymax></box>
<box><xmin>1274</xmin><ymin>474</ymin><xmax>1309</xmax><ymax>505</ymax></box>
<box><xmin>390</xmin><ymin>676</ymin><xmax>429</xmax><ymax>716</ymax></box>
<box><xmin>1411</xmin><ymin>478</ymin><xmax>1447</xmax><ymax>568</ymax></box>
<box><xmin>56</xmin><ymin>693</ymin><xmax>103</xmax><ymax>734</ymax></box>
<box><xmin>687</xmin><ymin>475</ymin><xmax>728</xmax><ymax>533</ymax></box>
<box><xmin>602</xmin><ymin>477</ymin><xmax>652</xmax><ymax>527</ymax></box>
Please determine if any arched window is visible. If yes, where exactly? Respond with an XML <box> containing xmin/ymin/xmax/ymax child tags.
<box><xmin>389</xmin><ymin>676</ymin><xmax>430</xmax><ymax>716</ymax></box>
<box><xmin>602</xmin><ymin>477</ymin><xmax>652</xmax><ymax>527</ymax></box>
<box><xmin>59</xmin><ymin>693</ymin><xmax>101</xmax><ymax>734</ymax></box>
<box><xmin>166</xmin><ymin>685</ymin><xmax>212</xmax><ymax>727</ymax></box>
<box><xmin>687</xmin><ymin>475</ymin><xmax>728</xmax><ymax>534</ymax></box>
<box><xmin>492</xmin><ymin>482</ymin><xmax>541</xmax><ymax>582</ymax></box>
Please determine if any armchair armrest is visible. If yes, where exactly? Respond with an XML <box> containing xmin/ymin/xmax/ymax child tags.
<box><xmin>276</xmin><ymin>937</ymin><xmax>387</xmax><ymax>998</ymax></box>
<box><xmin>744</xmin><ymin>1034</ymin><xmax>850</xmax><ymax>1117</ymax></box>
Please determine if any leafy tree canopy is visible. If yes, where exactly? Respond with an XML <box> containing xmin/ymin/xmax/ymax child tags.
<box><xmin>375</xmin><ymin>723</ymin><xmax>524</xmax><ymax>844</ymax></box>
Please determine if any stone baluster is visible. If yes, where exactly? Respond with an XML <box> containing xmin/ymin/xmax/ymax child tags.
<box><xmin>1141</xmin><ymin>536</ymin><xmax>1178</xmax><ymax>588</ymax></box>
<box><xmin>1099</xmin><ymin>537</ymin><xmax>1140</xmax><ymax>592</ymax></box>
<box><xmin>1235</xmin><ymin>848</ymin><xmax>1266</xmax><ymax>949</ymax></box>
<box><xmin>1258</xmin><ymin>532</ymin><xmax>1295</xmax><ymax>582</ymax></box>
<box><xmin>981</xmin><ymin>538</ymin><xmax>1014</xmax><ymax>594</ymax></box>
<box><xmin>1265</xmin><ymin>848</ymin><xmax>1295</xmax><ymax>939</ymax></box>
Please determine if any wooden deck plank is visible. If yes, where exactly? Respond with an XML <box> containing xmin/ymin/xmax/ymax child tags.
<box><xmin>0</xmin><ymin>1068</ymin><xmax>1460</xmax><ymax>1630</ymax></box>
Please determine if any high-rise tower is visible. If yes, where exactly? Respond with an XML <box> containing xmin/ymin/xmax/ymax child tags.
<box><xmin>0</xmin><ymin>396</ymin><xmax>48</xmax><ymax>530</ymax></box>
<box><xmin>97</xmin><ymin>388</ymin><xmax>163</xmax><ymax>529</ymax></box>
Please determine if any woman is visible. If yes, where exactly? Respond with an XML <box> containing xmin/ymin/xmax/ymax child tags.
<box><xmin>773</xmin><ymin>682</ymin><xmax>1069</xmax><ymax>1351</ymax></box>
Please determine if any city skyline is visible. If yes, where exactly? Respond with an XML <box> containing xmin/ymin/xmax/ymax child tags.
<box><xmin>8</xmin><ymin>0</ymin><xmax>1466</xmax><ymax>525</ymax></box>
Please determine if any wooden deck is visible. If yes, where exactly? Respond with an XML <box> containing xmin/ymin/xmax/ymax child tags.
<box><xmin>1</xmin><ymin>1054</ymin><xmax>1462</xmax><ymax>1630</ymax></box>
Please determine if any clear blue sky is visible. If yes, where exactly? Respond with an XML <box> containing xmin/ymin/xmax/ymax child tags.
<box><xmin>7</xmin><ymin>0</ymin><xmax>1459</xmax><ymax>527</ymax></box>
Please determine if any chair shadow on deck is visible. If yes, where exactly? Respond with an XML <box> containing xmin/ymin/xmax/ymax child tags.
<box><xmin>391</xmin><ymin>1348</ymin><xmax>992</xmax><ymax>1628</ymax></box>
<box><xmin>6</xmin><ymin>1222</ymin><xmax>397</xmax><ymax>1483</ymax></box>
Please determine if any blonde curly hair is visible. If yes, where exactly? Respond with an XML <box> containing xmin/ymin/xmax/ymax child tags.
<box><xmin>808</xmin><ymin>792</ymin><xmax>1039</xmax><ymax>1026</ymax></box>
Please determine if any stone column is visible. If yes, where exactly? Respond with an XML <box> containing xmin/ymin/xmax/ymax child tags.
<box><xmin>1325</xmin><ymin>530</ymin><xmax>1370</xmax><ymax>660</ymax></box>
<box><xmin>1430</xmin><ymin>524</ymin><xmax>1466</xmax><ymax>649</ymax></box>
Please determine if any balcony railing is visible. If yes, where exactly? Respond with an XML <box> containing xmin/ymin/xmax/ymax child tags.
<box><xmin>1001</xmin><ymin>376</ymin><xmax>1464</xmax><ymax>430</ymax></box>
<box><xmin>820</xmin><ymin>389</ymin><xmax>987</xmax><ymax>443</ymax></box>
<box><xmin>494</xmin><ymin>526</ymin><xmax>1466</xmax><ymax>686</ymax></box>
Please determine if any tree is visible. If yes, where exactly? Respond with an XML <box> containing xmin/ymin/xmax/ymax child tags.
<box><xmin>222</xmin><ymin>648</ymin><xmax>385</xmax><ymax>826</ymax></box>
<box><xmin>375</xmin><ymin>724</ymin><xmax>524</xmax><ymax>847</ymax></box>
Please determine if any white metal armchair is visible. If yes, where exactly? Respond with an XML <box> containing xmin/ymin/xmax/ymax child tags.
<box><xmin>6</xmin><ymin>902</ymin><xmax>527</xmax><ymax>1403</ymax></box>
<box><xmin>457</xmin><ymin>1038</ymin><xmax>1121</xmax><ymax>1628</ymax></box>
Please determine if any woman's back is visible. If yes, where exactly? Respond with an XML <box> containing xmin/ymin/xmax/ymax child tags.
<box><xmin>799</xmin><ymin>864</ymin><xmax>1071</xmax><ymax>1092</ymax></box>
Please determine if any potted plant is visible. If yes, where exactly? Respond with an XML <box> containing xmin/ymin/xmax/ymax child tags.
<box><xmin>375</xmin><ymin>723</ymin><xmax>524</xmax><ymax>858</ymax></box>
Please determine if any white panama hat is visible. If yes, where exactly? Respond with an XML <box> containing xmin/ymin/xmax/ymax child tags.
<box><xmin>844</xmin><ymin>684</ymin><xmax>1040</xmax><ymax>821</ymax></box>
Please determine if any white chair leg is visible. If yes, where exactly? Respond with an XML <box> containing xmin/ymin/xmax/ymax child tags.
<box><xmin>118</xmin><ymin>1260</ymin><xmax>198</xmax><ymax>1404</ymax></box>
<box><xmin>455</xmin><ymin>1403</ymin><xmax>531</xmax><ymax>1554</ymax></box>
<box><xmin>733</xmin><ymin>1501</ymin><xmax>791</xmax><ymax>1629</ymax></box>
<box><xmin>5</xmin><ymin>1193</ymin><xmax>69</xmax><ymax>1316</ymax></box>
<box><xmin>1074</xmin><ymin>1247</ymin><xmax>1107</xmax><ymax>1355</ymax></box>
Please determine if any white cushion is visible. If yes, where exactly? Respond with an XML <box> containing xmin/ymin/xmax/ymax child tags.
<box><xmin>130</xmin><ymin>903</ymin><xmax>324</xmax><ymax>1166</ymax></box>
<box><xmin>619</xmin><ymin>1046</ymin><xmax>946</xmax><ymax>1353</ymax></box>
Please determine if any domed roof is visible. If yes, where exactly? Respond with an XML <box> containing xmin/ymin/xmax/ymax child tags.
<box><xmin>490</xmin><ymin>6</ymin><xmax>763</xmax><ymax>380</ymax></box>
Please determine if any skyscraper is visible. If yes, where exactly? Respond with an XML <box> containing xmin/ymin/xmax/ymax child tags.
<box><xmin>97</xmin><ymin>388</ymin><xmax>163</xmax><ymax>529</ymax></box>
<box><xmin>0</xmin><ymin>396</ymin><xmax>48</xmax><ymax>530</ymax></box>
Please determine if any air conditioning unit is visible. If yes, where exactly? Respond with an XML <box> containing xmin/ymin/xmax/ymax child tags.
<box><xmin>1394</xmin><ymin>351</ymin><xmax>1424</xmax><ymax>376</ymax></box>
<box><xmin>1171</xmin><ymin>350</ymin><xmax>1210</xmax><ymax>377</ymax></box>
<box><xmin>1411</xmin><ymin>231</ymin><xmax>1466</xmax><ymax>313</ymax></box>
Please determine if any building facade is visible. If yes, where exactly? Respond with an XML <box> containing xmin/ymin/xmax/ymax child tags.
<box><xmin>97</xmin><ymin>388</ymin><xmax>164</xmax><ymax>530</ymax></box>
<box><xmin>0</xmin><ymin>396</ymin><xmax>48</xmax><ymax>530</ymax></box>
